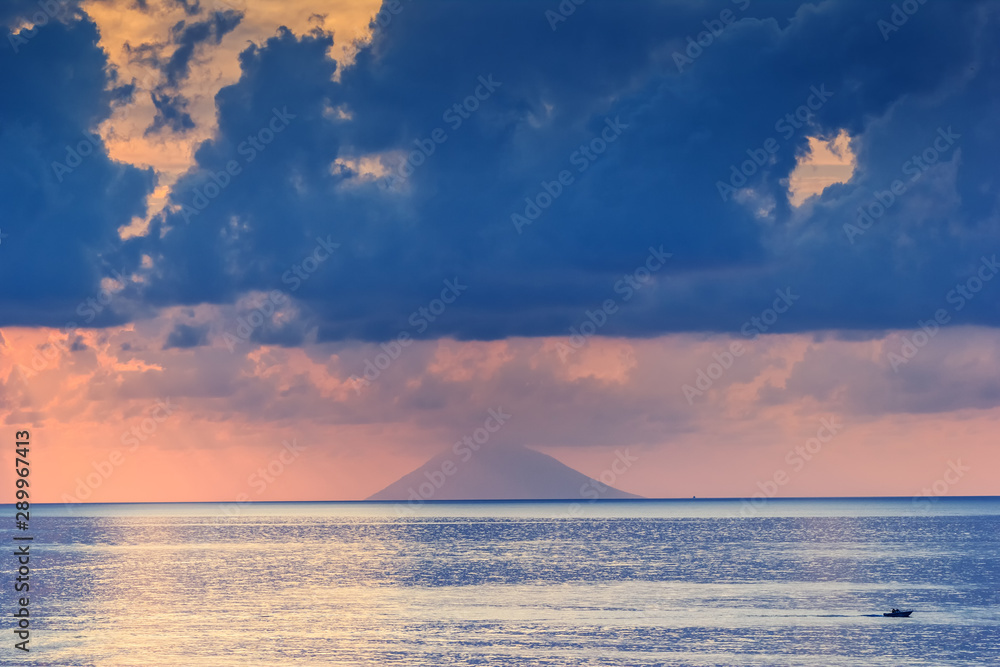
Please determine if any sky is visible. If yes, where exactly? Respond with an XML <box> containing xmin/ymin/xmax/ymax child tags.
<box><xmin>1</xmin><ymin>0</ymin><xmax>998</xmax><ymax>504</ymax></box>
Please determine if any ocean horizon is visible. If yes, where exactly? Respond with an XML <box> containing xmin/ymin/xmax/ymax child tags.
<box><xmin>16</xmin><ymin>495</ymin><xmax>1000</xmax><ymax>519</ymax></box>
<box><xmin>20</xmin><ymin>494</ymin><xmax>1000</xmax><ymax>506</ymax></box>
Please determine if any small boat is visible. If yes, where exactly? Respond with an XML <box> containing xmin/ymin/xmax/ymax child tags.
<box><xmin>883</xmin><ymin>609</ymin><xmax>913</xmax><ymax>617</ymax></box>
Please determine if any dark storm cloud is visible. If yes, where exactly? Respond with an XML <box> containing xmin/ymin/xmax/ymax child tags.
<box><xmin>163</xmin><ymin>322</ymin><xmax>210</xmax><ymax>349</ymax></box>
<box><xmin>5</xmin><ymin>1</ymin><xmax>1000</xmax><ymax>343</ymax></box>
<box><xmin>144</xmin><ymin>9</ymin><xmax>243</xmax><ymax>134</ymax></box>
<box><xmin>0</xmin><ymin>0</ymin><xmax>79</xmax><ymax>27</ymax></box>
<box><xmin>0</xmin><ymin>16</ymin><xmax>155</xmax><ymax>327</ymax></box>
<box><xmin>163</xmin><ymin>10</ymin><xmax>242</xmax><ymax>88</ymax></box>
<box><xmin>147</xmin><ymin>91</ymin><xmax>196</xmax><ymax>134</ymax></box>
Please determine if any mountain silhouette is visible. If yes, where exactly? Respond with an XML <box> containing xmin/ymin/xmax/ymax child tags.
<box><xmin>368</xmin><ymin>443</ymin><xmax>642</xmax><ymax>501</ymax></box>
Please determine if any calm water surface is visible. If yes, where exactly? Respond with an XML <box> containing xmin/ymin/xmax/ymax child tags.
<box><xmin>2</xmin><ymin>498</ymin><xmax>998</xmax><ymax>666</ymax></box>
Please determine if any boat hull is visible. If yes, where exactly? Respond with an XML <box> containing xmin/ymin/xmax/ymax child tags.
<box><xmin>883</xmin><ymin>611</ymin><xmax>913</xmax><ymax>617</ymax></box>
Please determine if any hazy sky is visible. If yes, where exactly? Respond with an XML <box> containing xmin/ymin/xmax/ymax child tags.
<box><xmin>2</xmin><ymin>0</ymin><xmax>998</xmax><ymax>503</ymax></box>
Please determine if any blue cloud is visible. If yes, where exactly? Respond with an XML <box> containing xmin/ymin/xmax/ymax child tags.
<box><xmin>141</xmin><ymin>9</ymin><xmax>243</xmax><ymax>135</ymax></box>
<box><xmin>163</xmin><ymin>322</ymin><xmax>210</xmax><ymax>349</ymax></box>
<box><xmin>6</xmin><ymin>1</ymin><xmax>1000</xmax><ymax>343</ymax></box>
<box><xmin>0</xmin><ymin>15</ymin><xmax>155</xmax><ymax>328</ymax></box>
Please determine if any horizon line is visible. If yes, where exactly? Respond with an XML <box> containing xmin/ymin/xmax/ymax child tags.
<box><xmin>11</xmin><ymin>495</ymin><xmax>1000</xmax><ymax>507</ymax></box>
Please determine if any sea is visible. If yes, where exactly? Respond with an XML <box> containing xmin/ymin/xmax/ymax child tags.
<box><xmin>1</xmin><ymin>497</ymin><xmax>998</xmax><ymax>666</ymax></box>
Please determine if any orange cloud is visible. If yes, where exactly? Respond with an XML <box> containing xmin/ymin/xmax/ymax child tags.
<box><xmin>4</xmin><ymin>314</ymin><xmax>999</xmax><ymax>502</ymax></box>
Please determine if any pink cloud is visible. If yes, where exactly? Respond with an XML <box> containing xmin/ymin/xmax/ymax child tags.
<box><xmin>3</xmin><ymin>315</ymin><xmax>999</xmax><ymax>502</ymax></box>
